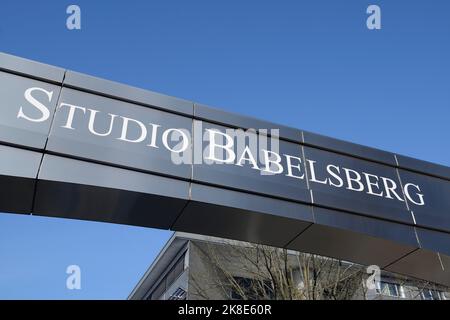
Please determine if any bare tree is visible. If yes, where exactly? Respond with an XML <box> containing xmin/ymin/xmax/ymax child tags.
<box><xmin>188</xmin><ymin>239</ymin><xmax>449</xmax><ymax>300</ymax></box>
<box><xmin>189</xmin><ymin>240</ymin><xmax>367</xmax><ymax>300</ymax></box>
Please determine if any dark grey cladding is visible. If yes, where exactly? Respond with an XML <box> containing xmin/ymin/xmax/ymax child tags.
<box><xmin>0</xmin><ymin>71</ymin><xmax>61</xmax><ymax>149</ymax></box>
<box><xmin>172</xmin><ymin>183</ymin><xmax>313</xmax><ymax>248</ymax></box>
<box><xmin>63</xmin><ymin>71</ymin><xmax>194</xmax><ymax>117</ymax></box>
<box><xmin>194</xmin><ymin>103</ymin><xmax>302</xmax><ymax>143</ymax></box>
<box><xmin>33</xmin><ymin>155</ymin><xmax>189</xmax><ymax>229</ymax></box>
<box><xmin>1</xmin><ymin>52</ymin><xmax>450</xmax><ymax>287</ymax></box>
<box><xmin>0</xmin><ymin>52</ymin><xmax>65</xmax><ymax>84</ymax></box>
<box><xmin>399</xmin><ymin>169</ymin><xmax>450</xmax><ymax>233</ymax></box>
<box><xmin>303</xmin><ymin>146</ymin><xmax>413</xmax><ymax>225</ymax></box>
<box><xmin>302</xmin><ymin>130</ymin><xmax>397</xmax><ymax>166</ymax></box>
<box><xmin>0</xmin><ymin>144</ymin><xmax>42</xmax><ymax>214</ymax></box>
<box><xmin>396</xmin><ymin>154</ymin><xmax>450</xmax><ymax>181</ymax></box>
<box><xmin>415</xmin><ymin>227</ymin><xmax>450</xmax><ymax>257</ymax></box>
<box><xmin>287</xmin><ymin>207</ymin><xmax>419</xmax><ymax>268</ymax></box>
<box><xmin>46</xmin><ymin>87</ymin><xmax>192</xmax><ymax>179</ymax></box>
<box><xmin>386</xmin><ymin>249</ymin><xmax>450</xmax><ymax>287</ymax></box>
<box><xmin>192</xmin><ymin>120</ymin><xmax>310</xmax><ymax>203</ymax></box>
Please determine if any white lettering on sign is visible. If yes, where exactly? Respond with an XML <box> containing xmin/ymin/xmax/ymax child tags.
<box><xmin>17</xmin><ymin>86</ymin><xmax>426</xmax><ymax>206</ymax></box>
<box><xmin>17</xmin><ymin>87</ymin><xmax>53</xmax><ymax>123</ymax></box>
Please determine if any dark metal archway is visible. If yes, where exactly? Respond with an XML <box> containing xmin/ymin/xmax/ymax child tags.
<box><xmin>1</xmin><ymin>52</ymin><xmax>449</xmax><ymax>286</ymax></box>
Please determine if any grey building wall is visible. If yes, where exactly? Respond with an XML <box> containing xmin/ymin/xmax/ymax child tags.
<box><xmin>130</xmin><ymin>233</ymin><xmax>450</xmax><ymax>300</ymax></box>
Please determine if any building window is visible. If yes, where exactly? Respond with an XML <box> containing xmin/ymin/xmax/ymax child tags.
<box><xmin>149</xmin><ymin>278</ymin><xmax>166</xmax><ymax>300</ymax></box>
<box><xmin>377</xmin><ymin>281</ymin><xmax>404</xmax><ymax>298</ymax></box>
<box><xmin>168</xmin><ymin>287</ymin><xmax>187</xmax><ymax>300</ymax></box>
<box><xmin>166</xmin><ymin>253</ymin><xmax>186</xmax><ymax>287</ymax></box>
<box><xmin>230</xmin><ymin>277</ymin><xmax>274</xmax><ymax>300</ymax></box>
<box><xmin>421</xmin><ymin>289</ymin><xmax>447</xmax><ymax>300</ymax></box>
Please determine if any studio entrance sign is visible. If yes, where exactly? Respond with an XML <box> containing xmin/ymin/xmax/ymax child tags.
<box><xmin>1</xmin><ymin>52</ymin><xmax>449</xmax><ymax>286</ymax></box>
<box><xmin>18</xmin><ymin>85</ymin><xmax>426</xmax><ymax>207</ymax></box>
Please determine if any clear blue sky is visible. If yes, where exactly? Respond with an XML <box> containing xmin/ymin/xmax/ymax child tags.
<box><xmin>0</xmin><ymin>0</ymin><xmax>449</xmax><ymax>299</ymax></box>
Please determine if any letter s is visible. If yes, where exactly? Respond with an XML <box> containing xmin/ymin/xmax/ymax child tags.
<box><xmin>17</xmin><ymin>87</ymin><xmax>53</xmax><ymax>123</ymax></box>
